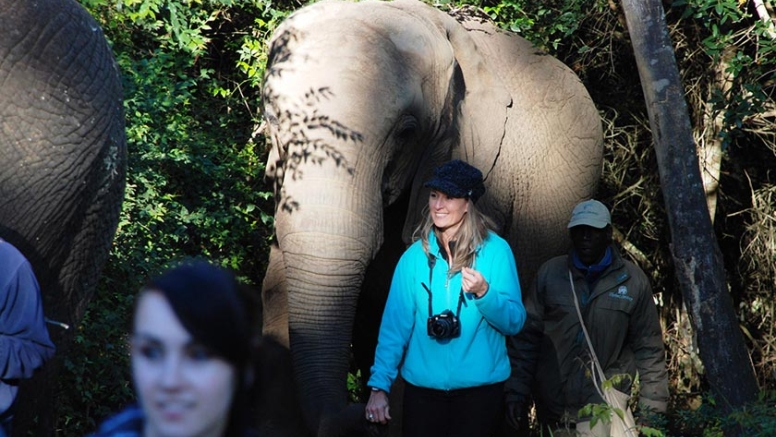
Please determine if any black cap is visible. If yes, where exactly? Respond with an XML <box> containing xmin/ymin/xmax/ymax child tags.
<box><xmin>424</xmin><ymin>160</ymin><xmax>486</xmax><ymax>203</ymax></box>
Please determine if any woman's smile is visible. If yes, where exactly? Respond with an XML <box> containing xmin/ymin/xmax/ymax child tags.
<box><xmin>429</xmin><ymin>190</ymin><xmax>468</xmax><ymax>238</ymax></box>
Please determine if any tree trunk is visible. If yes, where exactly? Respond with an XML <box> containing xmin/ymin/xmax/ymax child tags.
<box><xmin>619</xmin><ymin>0</ymin><xmax>759</xmax><ymax>422</ymax></box>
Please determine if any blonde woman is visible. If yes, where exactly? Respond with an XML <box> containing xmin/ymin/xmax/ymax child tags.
<box><xmin>366</xmin><ymin>160</ymin><xmax>526</xmax><ymax>437</ymax></box>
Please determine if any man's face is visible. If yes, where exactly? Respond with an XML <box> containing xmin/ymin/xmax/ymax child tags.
<box><xmin>570</xmin><ymin>225</ymin><xmax>612</xmax><ymax>266</ymax></box>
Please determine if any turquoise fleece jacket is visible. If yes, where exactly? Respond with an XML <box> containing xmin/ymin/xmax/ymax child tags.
<box><xmin>368</xmin><ymin>231</ymin><xmax>525</xmax><ymax>392</ymax></box>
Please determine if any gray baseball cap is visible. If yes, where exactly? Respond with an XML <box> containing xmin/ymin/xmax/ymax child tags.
<box><xmin>567</xmin><ymin>199</ymin><xmax>611</xmax><ymax>229</ymax></box>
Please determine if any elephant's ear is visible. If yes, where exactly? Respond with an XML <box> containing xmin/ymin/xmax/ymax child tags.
<box><xmin>444</xmin><ymin>13</ymin><xmax>512</xmax><ymax>178</ymax></box>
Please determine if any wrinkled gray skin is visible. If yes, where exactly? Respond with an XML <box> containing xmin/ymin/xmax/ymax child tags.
<box><xmin>262</xmin><ymin>0</ymin><xmax>602</xmax><ymax>435</ymax></box>
<box><xmin>0</xmin><ymin>0</ymin><xmax>126</xmax><ymax>434</ymax></box>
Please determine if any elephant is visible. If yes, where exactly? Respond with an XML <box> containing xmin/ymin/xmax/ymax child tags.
<box><xmin>260</xmin><ymin>0</ymin><xmax>603</xmax><ymax>435</ymax></box>
<box><xmin>0</xmin><ymin>0</ymin><xmax>126</xmax><ymax>434</ymax></box>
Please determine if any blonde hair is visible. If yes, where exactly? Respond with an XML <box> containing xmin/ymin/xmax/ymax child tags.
<box><xmin>412</xmin><ymin>200</ymin><xmax>497</xmax><ymax>275</ymax></box>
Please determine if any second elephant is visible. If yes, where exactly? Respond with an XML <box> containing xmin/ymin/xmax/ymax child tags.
<box><xmin>261</xmin><ymin>0</ymin><xmax>603</xmax><ymax>435</ymax></box>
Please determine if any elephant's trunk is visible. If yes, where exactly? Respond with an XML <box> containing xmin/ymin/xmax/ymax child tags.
<box><xmin>287</xmin><ymin>259</ymin><xmax>362</xmax><ymax>434</ymax></box>
<box><xmin>283</xmin><ymin>237</ymin><xmax>373</xmax><ymax>437</ymax></box>
<box><xmin>271</xmin><ymin>172</ymin><xmax>384</xmax><ymax>436</ymax></box>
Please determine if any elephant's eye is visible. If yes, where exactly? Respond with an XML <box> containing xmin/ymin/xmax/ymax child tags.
<box><xmin>394</xmin><ymin>117</ymin><xmax>418</xmax><ymax>142</ymax></box>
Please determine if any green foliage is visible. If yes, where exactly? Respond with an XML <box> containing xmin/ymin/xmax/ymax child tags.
<box><xmin>347</xmin><ymin>369</ymin><xmax>363</xmax><ymax>403</ymax></box>
<box><xmin>578</xmin><ymin>374</ymin><xmax>646</xmax><ymax>434</ymax></box>
<box><xmin>236</xmin><ymin>6</ymin><xmax>289</xmax><ymax>90</ymax></box>
<box><xmin>576</xmin><ymin>384</ymin><xmax>776</xmax><ymax>437</ymax></box>
<box><xmin>671</xmin><ymin>0</ymin><xmax>776</xmax><ymax>150</ymax></box>
<box><xmin>577</xmin><ymin>388</ymin><xmax>776</xmax><ymax>436</ymax></box>
<box><xmin>726</xmin><ymin>390</ymin><xmax>776</xmax><ymax>436</ymax></box>
<box><xmin>668</xmin><ymin>391</ymin><xmax>776</xmax><ymax>436</ymax></box>
<box><xmin>450</xmin><ymin>0</ymin><xmax>606</xmax><ymax>52</ymax></box>
<box><xmin>56</xmin><ymin>291</ymin><xmax>135</xmax><ymax>434</ymax></box>
<box><xmin>55</xmin><ymin>1</ymin><xmax>293</xmax><ymax>435</ymax></box>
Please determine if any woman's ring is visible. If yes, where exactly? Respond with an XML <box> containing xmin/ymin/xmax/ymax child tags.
<box><xmin>368</xmin><ymin>414</ymin><xmax>374</xmax><ymax>420</ymax></box>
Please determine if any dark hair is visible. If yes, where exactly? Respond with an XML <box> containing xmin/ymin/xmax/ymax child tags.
<box><xmin>140</xmin><ymin>259</ymin><xmax>259</xmax><ymax>436</ymax></box>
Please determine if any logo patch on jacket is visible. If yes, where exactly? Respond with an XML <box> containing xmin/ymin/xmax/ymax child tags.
<box><xmin>609</xmin><ymin>285</ymin><xmax>633</xmax><ymax>301</ymax></box>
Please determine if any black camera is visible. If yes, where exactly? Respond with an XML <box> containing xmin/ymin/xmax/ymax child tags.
<box><xmin>427</xmin><ymin>309</ymin><xmax>461</xmax><ymax>339</ymax></box>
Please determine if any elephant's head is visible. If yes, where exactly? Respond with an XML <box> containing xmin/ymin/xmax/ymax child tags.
<box><xmin>261</xmin><ymin>0</ymin><xmax>602</xmax><ymax>435</ymax></box>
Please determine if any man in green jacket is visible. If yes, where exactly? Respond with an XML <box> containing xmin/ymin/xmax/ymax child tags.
<box><xmin>505</xmin><ymin>199</ymin><xmax>668</xmax><ymax>436</ymax></box>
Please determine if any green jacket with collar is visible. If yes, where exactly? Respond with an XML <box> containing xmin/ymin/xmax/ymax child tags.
<box><xmin>506</xmin><ymin>246</ymin><xmax>669</xmax><ymax>422</ymax></box>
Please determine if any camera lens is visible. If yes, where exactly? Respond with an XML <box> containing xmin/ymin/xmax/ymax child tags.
<box><xmin>432</xmin><ymin>319</ymin><xmax>449</xmax><ymax>337</ymax></box>
<box><xmin>427</xmin><ymin>310</ymin><xmax>459</xmax><ymax>339</ymax></box>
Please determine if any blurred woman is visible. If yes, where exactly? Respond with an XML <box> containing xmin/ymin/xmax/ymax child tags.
<box><xmin>89</xmin><ymin>260</ymin><xmax>259</xmax><ymax>437</ymax></box>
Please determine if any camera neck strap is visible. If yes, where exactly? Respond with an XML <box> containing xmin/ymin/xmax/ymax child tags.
<box><xmin>422</xmin><ymin>253</ymin><xmax>465</xmax><ymax>319</ymax></box>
